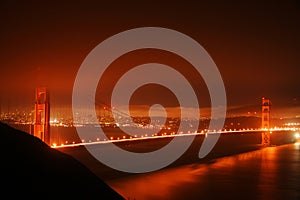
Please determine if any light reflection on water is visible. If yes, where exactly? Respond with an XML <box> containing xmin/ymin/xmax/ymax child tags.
<box><xmin>107</xmin><ymin>144</ymin><xmax>300</xmax><ymax>200</ymax></box>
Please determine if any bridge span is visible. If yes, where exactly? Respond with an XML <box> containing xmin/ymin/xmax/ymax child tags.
<box><xmin>52</xmin><ymin>127</ymin><xmax>299</xmax><ymax>149</ymax></box>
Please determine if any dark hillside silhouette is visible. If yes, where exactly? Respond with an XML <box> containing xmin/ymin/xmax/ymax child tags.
<box><xmin>0</xmin><ymin>122</ymin><xmax>124</xmax><ymax>199</ymax></box>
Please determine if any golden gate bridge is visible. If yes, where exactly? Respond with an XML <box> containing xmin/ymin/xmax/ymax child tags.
<box><xmin>29</xmin><ymin>87</ymin><xmax>300</xmax><ymax>149</ymax></box>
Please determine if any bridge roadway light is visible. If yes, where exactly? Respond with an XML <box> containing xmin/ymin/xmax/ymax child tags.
<box><xmin>295</xmin><ymin>133</ymin><xmax>300</xmax><ymax>139</ymax></box>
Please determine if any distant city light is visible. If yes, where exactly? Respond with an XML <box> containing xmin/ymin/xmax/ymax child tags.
<box><xmin>285</xmin><ymin>122</ymin><xmax>300</xmax><ymax>126</ymax></box>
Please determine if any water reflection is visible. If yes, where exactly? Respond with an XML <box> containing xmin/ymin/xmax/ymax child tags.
<box><xmin>108</xmin><ymin>144</ymin><xmax>300</xmax><ymax>200</ymax></box>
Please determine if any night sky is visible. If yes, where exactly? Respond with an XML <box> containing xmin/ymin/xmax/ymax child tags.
<box><xmin>0</xmin><ymin>1</ymin><xmax>299</xmax><ymax>117</ymax></box>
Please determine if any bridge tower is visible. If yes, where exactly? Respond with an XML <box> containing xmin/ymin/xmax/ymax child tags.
<box><xmin>33</xmin><ymin>88</ymin><xmax>50</xmax><ymax>145</ymax></box>
<box><xmin>261</xmin><ymin>97</ymin><xmax>271</xmax><ymax>146</ymax></box>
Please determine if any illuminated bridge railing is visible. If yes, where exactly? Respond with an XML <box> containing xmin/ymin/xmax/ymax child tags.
<box><xmin>51</xmin><ymin>127</ymin><xmax>299</xmax><ymax>148</ymax></box>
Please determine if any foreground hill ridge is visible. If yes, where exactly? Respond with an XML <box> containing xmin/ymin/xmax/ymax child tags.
<box><xmin>0</xmin><ymin>121</ymin><xmax>125</xmax><ymax>199</ymax></box>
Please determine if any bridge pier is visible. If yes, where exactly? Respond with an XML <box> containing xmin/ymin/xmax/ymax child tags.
<box><xmin>261</xmin><ymin>131</ymin><xmax>271</xmax><ymax>146</ymax></box>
